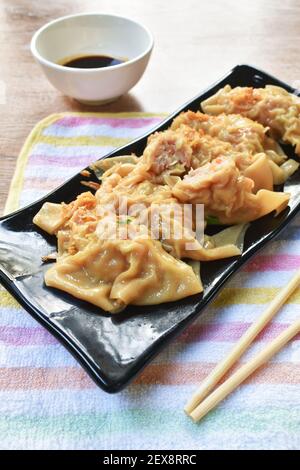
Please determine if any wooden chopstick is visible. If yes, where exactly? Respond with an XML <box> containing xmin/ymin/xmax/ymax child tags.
<box><xmin>190</xmin><ymin>319</ymin><xmax>300</xmax><ymax>422</ymax></box>
<box><xmin>184</xmin><ymin>269</ymin><xmax>300</xmax><ymax>415</ymax></box>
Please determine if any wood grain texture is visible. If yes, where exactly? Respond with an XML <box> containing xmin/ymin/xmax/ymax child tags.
<box><xmin>1</xmin><ymin>0</ymin><xmax>300</xmax><ymax>213</ymax></box>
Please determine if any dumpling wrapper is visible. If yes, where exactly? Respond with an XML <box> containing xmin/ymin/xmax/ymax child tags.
<box><xmin>146</xmin><ymin>203</ymin><xmax>243</xmax><ymax>261</ymax></box>
<box><xmin>33</xmin><ymin>202</ymin><xmax>68</xmax><ymax>235</ymax></box>
<box><xmin>201</xmin><ymin>84</ymin><xmax>300</xmax><ymax>155</ymax></box>
<box><xmin>163</xmin><ymin>236</ymin><xmax>242</xmax><ymax>261</ymax></box>
<box><xmin>91</xmin><ymin>154</ymin><xmax>139</xmax><ymax>179</ymax></box>
<box><xmin>33</xmin><ymin>192</ymin><xmax>97</xmax><ymax>236</ymax></box>
<box><xmin>172</xmin><ymin>158</ymin><xmax>290</xmax><ymax>224</ymax></box>
<box><xmin>45</xmin><ymin>238</ymin><xmax>203</xmax><ymax>313</ymax></box>
<box><xmin>243</xmin><ymin>153</ymin><xmax>273</xmax><ymax>192</ymax></box>
<box><xmin>186</xmin><ymin>223</ymin><xmax>249</xmax><ymax>261</ymax></box>
<box><xmin>183</xmin><ymin>225</ymin><xmax>249</xmax><ymax>287</ymax></box>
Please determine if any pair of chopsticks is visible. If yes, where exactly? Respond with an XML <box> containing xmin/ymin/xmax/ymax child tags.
<box><xmin>185</xmin><ymin>269</ymin><xmax>300</xmax><ymax>422</ymax></box>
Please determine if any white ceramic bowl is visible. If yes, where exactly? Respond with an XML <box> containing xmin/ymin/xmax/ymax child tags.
<box><xmin>31</xmin><ymin>13</ymin><xmax>154</xmax><ymax>105</ymax></box>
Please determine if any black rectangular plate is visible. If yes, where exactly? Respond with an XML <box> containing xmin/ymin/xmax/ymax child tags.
<box><xmin>1</xmin><ymin>64</ymin><xmax>300</xmax><ymax>393</ymax></box>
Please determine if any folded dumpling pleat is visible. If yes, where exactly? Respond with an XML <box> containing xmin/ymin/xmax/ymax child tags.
<box><xmin>201</xmin><ymin>84</ymin><xmax>300</xmax><ymax>155</ymax></box>
<box><xmin>172</xmin><ymin>157</ymin><xmax>289</xmax><ymax>224</ymax></box>
<box><xmin>45</xmin><ymin>238</ymin><xmax>203</xmax><ymax>313</ymax></box>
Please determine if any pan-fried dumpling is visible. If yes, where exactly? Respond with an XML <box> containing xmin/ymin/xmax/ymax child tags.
<box><xmin>33</xmin><ymin>192</ymin><xmax>97</xmax><ymax>237</ymax></box>
<box><xmin>172</xmin><ymin>157</ymin><xmax>289</xmax><ymax>224</ymax></box>
<box><xmin>96</xmin><ymin>173</ymin><xmax>176</xmax><ymax>210</ymax></box>
<box><xmin>174</xmin><ymin>124</ymin><xmax>284</xmax><ymax>190</ymax></box>
<box><xmin>141</xmin><ymin>129</ymin><xmax>192</xmax><ymax>178</ymax></box>
<box><xmin>171</xmin><ymin>110</ymin><xmax>286</xmax><ymax>163</ymax></box>
<box><xmin>171</xmin><ymin>110</ymin><xmax>293</xmax><ymax>186</ymax></box>
<box><xmin>174</xmin><ymin>124</ymin><xmax>241</xmax><ymax>168</ymax></box>
<box><xmin>45</xmin><ymin>237</ymin><xmax>203</xmax><ymax>313</ymax></box>
<box><xmin>201</xmin><ymin>84</ymin><xmax>300</xmax><ymax>155</ymax></box>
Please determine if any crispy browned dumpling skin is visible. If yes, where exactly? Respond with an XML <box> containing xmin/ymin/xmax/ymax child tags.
<box><xmin>172</xmin><ymin>157</ymin><xmax>289</xmax><ymax>224</ymax></box>
<box><xmin>201</xmin><ymin>84</ymin><xmax>300</xmax><ymax>154</ymax></box>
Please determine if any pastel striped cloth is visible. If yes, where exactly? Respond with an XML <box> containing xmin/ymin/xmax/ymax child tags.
<box><xmin>1</xmin><ymin>112</ymin><xmax>300</xmax><ymax>450</ymax></box>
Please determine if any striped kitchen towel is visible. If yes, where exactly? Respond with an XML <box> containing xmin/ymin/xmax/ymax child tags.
<box><xmin>1</xmin><ymin>112</ymin><xmax>300</xmax><ymax>450</ymax></box>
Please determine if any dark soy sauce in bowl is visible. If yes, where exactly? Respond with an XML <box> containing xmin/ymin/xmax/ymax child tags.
<box><xmin>60</xmin><ymin>54</ymin><xmax>126</xmax><ymax>69</ymax></box>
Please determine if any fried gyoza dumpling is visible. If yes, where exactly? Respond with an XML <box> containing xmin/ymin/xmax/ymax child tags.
<box><xmin>44</xmin><ymin>237</ymin><xmax>203</xmax><ymax>313</ymax></box>
<box><xmin>172</xmin><ymin>157</ymin><xmax>289</xmax><ymax>224</ymax></box>
<box><xmin>172</xmin><ymin>110</ymin><xmax>286</xmax><ymax>163</ymax></box>
<box><xmin>173</xmin><ymin>124</ymin><xmax>276</xmax><ymax>190</ymax></box>
<box><xmin>201</xmin><ymin>84</ymin><xmax>300</xmax><ymax>155</ymax></box>
<box><xmin>142</xmin><ymin>129</ymin><xmax>192</xmax><ymax>177</ymax></box>
<box><xmin>171</xmin><ymin>110</ymin><xmax>298</xmax><ymax>185</ymax></box>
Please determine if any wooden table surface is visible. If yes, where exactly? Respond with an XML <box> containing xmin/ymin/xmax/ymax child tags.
<box><xmin>1</xmin><ymin>0</ymin><xmax>300</xmax><ymax>213</ymax></box>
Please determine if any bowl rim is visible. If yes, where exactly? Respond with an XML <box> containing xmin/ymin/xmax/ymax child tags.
<box><xmin>30</xmin><ymin>12</ymin><xmax>154</xmax><ymax>73</ymax></box>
